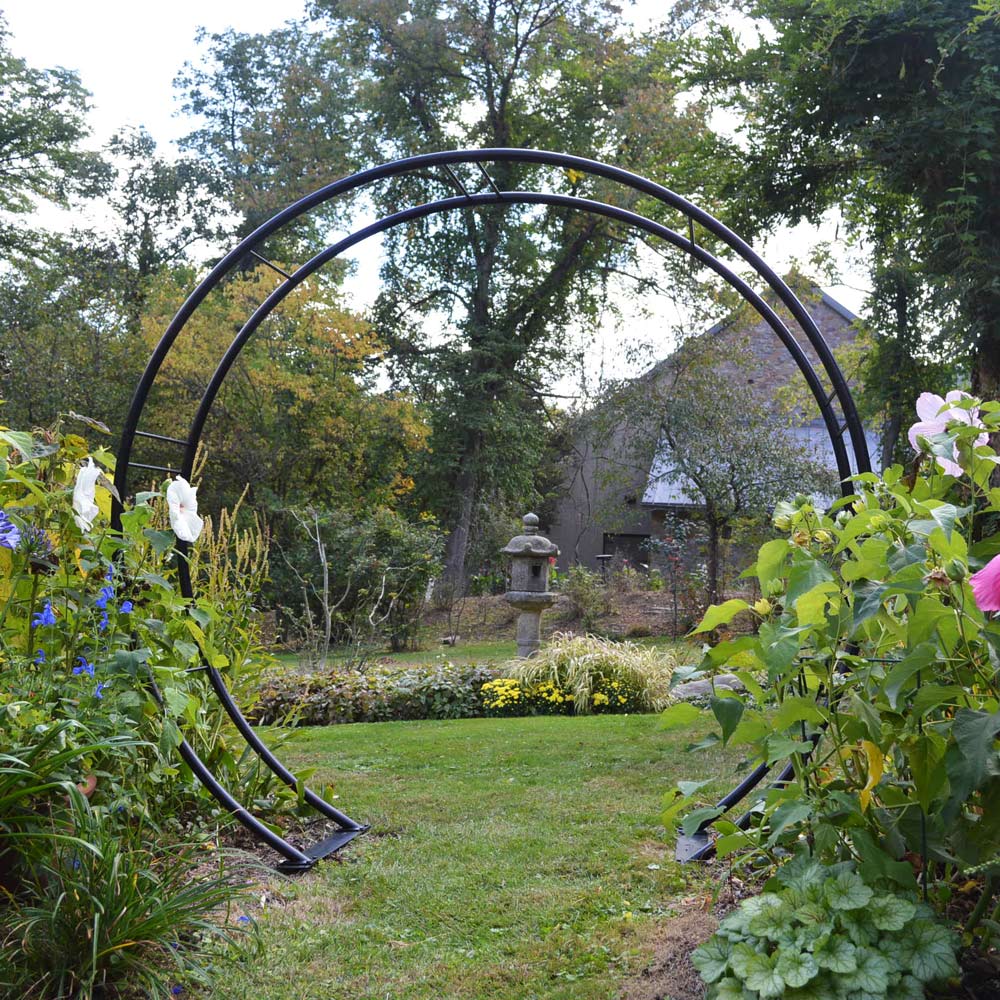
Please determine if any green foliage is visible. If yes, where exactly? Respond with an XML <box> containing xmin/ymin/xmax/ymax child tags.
<box><xmin>251</xmin><ymin>661</ymin><xmax>499</xmax><ymax>726</ymax></box>
<box><xmin>0</xmin><ymin>424</ymin><xmax>272</xmax><ymax>996</ymax></box>
<box><xmin>504</xmin><ymin>632</ymin><xmax>676</xmax><ymax>714</ymax></box>
<box><xmin>280</xmin><ymin>505</ymin><xmax>443</xmax><ymax>662</ymax></box>
<box><xmin>2</xmin><ymin>794</ymin><xmax>253</xmax><ymax>999</ymax></box>
<box><xmin>668</xmin><ymin>393</ymin><xmax>1000</xmax><ymax>914</ymax></box>
<box><xmin>0</xmin><ymin>16</ymin><xmax>105</xmax><ymax>259</ymax></box>
<box><xmin>696</xmin><ymin>0</ymin><xmax>1000</xmax><ymax>400</ymax></box>
<box><xmin>561</xmin><ymin>564</ymin><xmax>607</xmax><ymax>630</ymax></box>
<box><xmin>693</xmin><ymin>857</ymin><xmax>959</xmax><ymax>1000</ymax></box>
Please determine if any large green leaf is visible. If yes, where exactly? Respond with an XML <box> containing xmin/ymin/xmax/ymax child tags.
<box><xmin>756</xmin><ymin>538</ymin><xmax>791</xmax><ymax>590</ymax></box>
<box><xmin>883</xmin><ymin>642</ymin><xmax>938</xmax><ymax>709</ymax></box>
<box><xmin>690</xmin><ymin>935</ymin><xmax>731</xmax><ymax>983</ymax></box>
<box><xmin>840</xmin><ymin>946</ymin><xmax>890</xmax><ymax>995</ymax></box>
<box><xmin>868</xmin><ymin>893</ymin><xmax>915</xmax><ymax>932</ymax></box>
<box><xmin>813</xmin><ymin>934</ymin><xmax>857</xmax><ymax>974</ymax></box>
<box><xmin>691</xmin><ymin>599</ymin><xmax>750</xmax><ymax>634</ymax></box>
<box><xmin>794</xmin><ymin>581</ymin><xmax>841</xmax><ymax>627</ymax></box>
<box><xmin>680</xmin><ymin>806</ymin><xmax>725</xmax><ymax>837</ymax></box>
<box><xmin>775</xmin><ymin>949</ymin><xmax>818</xmax><ymax>988</ymax></box>
<box><xmin>758</xmin><ymin>622</ymin><xmax>806</xmax><ymax>679</ymax></box>
<box><xmin>743</xmin><ymin>953</ymin><xmax>785</xmax><ymax>999</ymax></box>
<box><xmin>659</xmin><ymin>702</ymin><xmax>702</xmax><ymax>732</ymax></box>
<box><xmin>900</xmin><ymin>920</ymin><xmax>960</xmax><ymax>983</ymax></box>
<box><xmin>766</xmin><ymin>801</ymin><xmax>812</xmax><ymax>845</ymax></box>
<box><xmin>773</xmin><ymin>696</ymin><xmax>827</xmax><ymax>731</ymax></box>
<box><xmin>823</xmin><ymin>871</ymin><xmax>872</xmax><ymax>911</ymax></box>
<box><xmin>711</xmin><ymin>695</ymin><xmax>745</xmax><ymax>746</ymax></box>
<box><xmin>787</xmin><ymin>553</ymin><xmax>834</xmax><ymax>604</ymax></box>
<box><xmin>947</xmin><ymin>708</ymin><xmax>1000</xmax><ymax>800</ymax></box>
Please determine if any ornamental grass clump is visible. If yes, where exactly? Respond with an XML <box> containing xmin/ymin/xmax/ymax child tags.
<box><xmin>504</xmin><ymin>632</ymin><xmax>676</xmax><ymax>714</ymax></box>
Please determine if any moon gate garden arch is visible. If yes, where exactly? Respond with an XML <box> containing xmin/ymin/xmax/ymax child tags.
<box><xmin>111</xmin><ymin>148</ymin><xmax>872</xmax><ymax>872</ymax></box>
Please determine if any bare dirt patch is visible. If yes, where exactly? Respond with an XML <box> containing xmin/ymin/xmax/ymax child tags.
<box><xmin>619</xmin><ymin>910</ymin><xmax>718</xmax><ymax>1000</ymax></box>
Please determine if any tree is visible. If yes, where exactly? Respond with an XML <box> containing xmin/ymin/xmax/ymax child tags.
<box><xmin>178</xmin><ymin>1</ymin><xmax>717</xmax><ymax>589</ymax></box>
<box><xmin>694</xmin><ymin>0</ymin><xmax>1000</xmax><ymax>406</ymax></box>
<box><xmin>0</xmin><ymin>16</ymin><xmax>105</xmax><ymax>258</ymax></box>
<box><xmin>602</xmin><ymin>332</ymin><xmax>837</xmax><ymax>603</ymax></box>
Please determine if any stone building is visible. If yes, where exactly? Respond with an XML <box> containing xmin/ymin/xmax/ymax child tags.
<box><xmin>547</xmin><ymin>287</ymin><xmax>878</xmax><ymax>573</ymax></box>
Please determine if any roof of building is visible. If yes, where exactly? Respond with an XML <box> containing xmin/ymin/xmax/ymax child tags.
<box><xmin>641</xmin><ymin>418</ymin><xmax>880</xmax><ymax>509</ymax></box>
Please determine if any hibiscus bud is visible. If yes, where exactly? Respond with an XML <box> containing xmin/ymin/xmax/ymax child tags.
<box><xmin>773</xmin><ymin>514</ymin><xmax>792</xmax><ymax>531</ymax></box>
<box><xmin>945</xmin><ymin>558</ymin><xmax>967</xmax><ymax>582</ymax></box>
<box><xmin>765</xmin><ymin>579</ymin><xmax>785</xmax><ymax>598</ymax></box>
<box><xmin>792</xmin><ymin>530</ymin><xmax>811</xmax><ymax>547</ymax></box>
<box><xmin>793</xmin><ymin>494</ymin><xmax>811</xmax><ymax>508</ymax></box>
<box><xmin>752</xmin><ymin>598</ymin><xmax>773</xmax><ymax>616</ymax></box>
<box><xmin>868</xmin><ymin>514</ymin><xmax>890</xmax><ymax>531</ymax></box>
<box><xmin>813</xmin><ymin>530</ymin><xmax>833</xmax><ymax>547</ymax></box>
<box><xmin>924</xmin><ymin>567</ymin><xmax>950</xmax><ymax>589</ymax></box>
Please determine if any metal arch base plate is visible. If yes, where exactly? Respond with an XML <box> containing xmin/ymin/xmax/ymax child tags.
<box><xmin>275</xmin><ymin>825</ymin><xmax>370</xmax><ymax>874</ymax></box>
<box><xmin>675</xmin><ymin>831</ymin><xmax>713</xmax><ymax>863</ymax></box>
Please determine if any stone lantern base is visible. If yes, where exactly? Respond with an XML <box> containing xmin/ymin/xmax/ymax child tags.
<box><xmin>505</xmin><ymin>591</ymin><xmax>555</xmax><ymax>657</ymax></box>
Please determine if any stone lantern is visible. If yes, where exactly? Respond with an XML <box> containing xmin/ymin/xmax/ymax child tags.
<box><xmin>502</xmin><ymin>513</ymin><xmax>559</xmax><ymax>657</ymax></box>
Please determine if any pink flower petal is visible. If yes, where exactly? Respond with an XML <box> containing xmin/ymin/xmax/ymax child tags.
<box><xmin>970</xmin><ymin>554</ymin><xmax>1000</xmax><ymax>612</ymax></box>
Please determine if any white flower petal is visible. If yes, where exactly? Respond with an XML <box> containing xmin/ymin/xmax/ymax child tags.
<box><xmin>72</xmin><ymin>458</ymin><xmax>101</xmax><ymax>532</ymax></box>
<box><xmin>915</xmin><ymin>392</ymin><xmax>948</xmax><ymax>423</ymax></box>
<box><xmin>907</xmin><ymin>419</ymin><xmax>946</xmax><ymax>453</ymax></box>
<box><xmin>166</xmin><ymin>477</ymin><xmax>204</xmax><ymax>543</ymax></box>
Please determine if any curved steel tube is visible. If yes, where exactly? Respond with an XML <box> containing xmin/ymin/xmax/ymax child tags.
<box><xmin>112</xmin><ymin>148</ymin><xmax>872</xmax><ymax>865</ymax></box>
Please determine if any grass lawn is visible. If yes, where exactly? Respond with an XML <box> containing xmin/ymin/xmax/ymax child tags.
<box><xmin>215</xmin><ymin>712</ymin><xmax>733</xmax><ymax>1000</ymax></box>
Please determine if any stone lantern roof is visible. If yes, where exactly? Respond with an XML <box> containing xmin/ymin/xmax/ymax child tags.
<box><xmin>501</xmin><ymin>513</ymin><xmax>559</xmax><ymax>558</ymax></box>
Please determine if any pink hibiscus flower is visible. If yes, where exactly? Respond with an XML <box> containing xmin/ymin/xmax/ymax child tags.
<box><xmin>907</xmin><ymin>391</ymin><xmax>988</xmax><ymax>477</ymax></box>
<box><xmin>970</xmin><ymin>554</ymin><xmax>1000</xmax><ymax>613</ymax></box>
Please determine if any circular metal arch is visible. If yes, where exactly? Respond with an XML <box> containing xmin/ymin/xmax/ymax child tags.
<box><xmin>113</xmin><ymin>148</ymin><xmax>873</xmax><ymax>869</ymax></box>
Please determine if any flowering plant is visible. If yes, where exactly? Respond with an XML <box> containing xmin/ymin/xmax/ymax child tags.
<box><xmin>664</xmin><ymin>391</ymin><xmax>1000</xmax><ymax>934</ymax></box>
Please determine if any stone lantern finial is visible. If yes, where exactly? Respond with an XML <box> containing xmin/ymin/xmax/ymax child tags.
<box><xmin>502</xmin><ymin>512</ymin><xmax>559</xmax><ymax>657</ymax></box>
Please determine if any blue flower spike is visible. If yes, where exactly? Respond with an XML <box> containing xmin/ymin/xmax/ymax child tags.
<box><xmin>32</xmin><ymin>602</ymin><xmax>56</xmax><ymax>628</ymax></box>
<box><xmin>34</xmin><ymin>649</ymin><xmax>46</xmax><ymax>664</ymax></box>
<box><xmin>120</xmin><ymin>600</ymin><xmax>134</xmax><ymax>614</ymax></box>
<box><xmin>0</xmin><ymin>510</ymin><xmax>21</xmax><ymax>550</ymax></box>
<box><xmin>95</xmin><ymin>585</ymin><xmax>114</xmax><ymax>611</ymax></box>
<box><xmin>94</xmin><ymin>682</ymin><xmax>107</xmax><ymax>700</ymax></box>
<box><xmin>73</xmin><ymin>657</ymin><xmax>95</xmax><ymax>678</ymax></box>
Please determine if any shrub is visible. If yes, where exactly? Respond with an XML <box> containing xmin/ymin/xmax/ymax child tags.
<box><xmin>251</xmin><ymin>661</ymin><xmax>499</xmax><ymax>726</ymax></box>
<box><xmin>692</xmin><ymin>855</ymin><xmax>959</xmax><ymax>1000</ymax></box>
<box><xmin>560</xmin><ymin>565</ymin><xmax>605</xmax><ymax>628</ymax></box>
<box><xmin>503</xmin><ymin>632</ymin><xmax>676</xmax><ymax>714</ymax></box>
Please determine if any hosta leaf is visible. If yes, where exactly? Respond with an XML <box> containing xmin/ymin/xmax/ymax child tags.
<box><xmin>823</xmin><ymin>870</ymin><xmax>872</xmax><ymax>910</ymax></box>
<box><xmin>743</xmin><ymin>952</ymin><xmax>785</xmax><ymax>998</ymax></box>
<box><xmin>691</xmin><ymin>936</ymin><xmax>731</xmax><ymax>983</ymax></box>
<box><xmin>775</xmin><ymin>949</ymin><xmax>819</xmax><ymax>988</ymax></box>
<box><xmin>901</xmin><ymin>920</ymin><xmax>960</xmax><ymax>983</ymax></box>
<box><xmin>868</xmin><ymin>893</ymin><xmax>916</xmax><ymax>932</ymax></box>
<box><xmin>841</xmin><ymin>946</ymin><xmax>890</xmax><ymax>995</ymax></box>
<box><xmin>813</xmin><ymin>934</ymin><xmax>857</xmax><ymax>974</ymax></box>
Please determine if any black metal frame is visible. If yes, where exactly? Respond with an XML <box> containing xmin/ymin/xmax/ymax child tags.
<box><xmin>111</xmin><ymin>148</ymin><xmax>871</xmax><ymax>870</ymax></box>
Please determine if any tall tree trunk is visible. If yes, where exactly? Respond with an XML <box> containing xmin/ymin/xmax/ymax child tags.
<box><xmin>441</xmin><ymin>433</ymin><xmax>482</xmax><ymax>594</ymax></box>
<box><xmin>705</xmin><ymin>506</ymin><xmax>720</xmax><ymax>606</ymax></box>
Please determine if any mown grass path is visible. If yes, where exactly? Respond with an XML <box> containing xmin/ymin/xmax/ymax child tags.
<box><xmin>217</xmin><ymin>713</ymin><xmax>731</xmax><ymax>1000</ymax></box>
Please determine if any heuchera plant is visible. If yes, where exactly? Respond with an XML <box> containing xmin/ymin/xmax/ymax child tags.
<box><xmin>664</xmin><ymin>391</ymin><xmax>1000</xmax><ymax>923</ymax></box>
<box><xmin>692</xmin><ymin>854</ymin><xmax>959</xmax><ymax>1000</ymax></box>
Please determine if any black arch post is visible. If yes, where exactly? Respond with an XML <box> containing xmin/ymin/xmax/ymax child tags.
<box><xmin>112</xmin><ymin>149</ymin><xmax>871</xmax><ymax>871</ymax></box>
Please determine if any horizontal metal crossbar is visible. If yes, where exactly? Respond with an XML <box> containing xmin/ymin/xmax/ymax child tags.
<box><xmin>134</xmin><ymin>430</ymin><xmax>189</xmax><ymax>447</ymax></box>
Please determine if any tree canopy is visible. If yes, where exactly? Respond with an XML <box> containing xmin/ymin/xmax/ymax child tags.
<box><xmin>694</xmin><ymin>0</ymin><xmax>1000</xmax><ymax>425</ymax></box>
